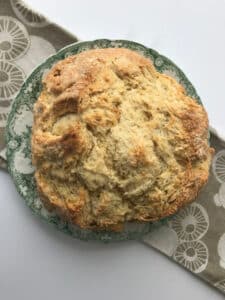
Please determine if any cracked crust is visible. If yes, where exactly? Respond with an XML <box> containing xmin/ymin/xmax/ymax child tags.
<box><xmin>31</xmin><ymin>48</ymin><xmax>213</xmax><ymax>231</ymax></box>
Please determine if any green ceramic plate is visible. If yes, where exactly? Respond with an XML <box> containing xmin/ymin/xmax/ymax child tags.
<box><xmin>6</xmin><ymin>39</ymin><xmax>202</xmax><ymax>242</ymax></box>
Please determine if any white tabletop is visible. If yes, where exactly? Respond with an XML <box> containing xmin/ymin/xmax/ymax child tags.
<box><xmin>1</xmin><ymin>0</ymin><xmax>225</xmax><ymax>299</ymax></box>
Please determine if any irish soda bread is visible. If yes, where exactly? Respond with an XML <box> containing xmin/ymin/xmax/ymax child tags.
<box><xmin>32</xmin><ymin>48</ymin><xmax>213</xmax><ymax>231</ymax></box>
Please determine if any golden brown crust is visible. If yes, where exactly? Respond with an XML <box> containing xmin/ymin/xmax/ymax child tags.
<box><xmin>32</xmin><ymin>48</ymin><xmax>213</xmax><ymax>231</ymax></box>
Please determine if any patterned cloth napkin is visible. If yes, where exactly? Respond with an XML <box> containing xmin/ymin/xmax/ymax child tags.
<box><xmin>0</xmin><ymin>0</ymin><xmax>77</xmax><ymax>168</ymax></box>
<box><xmin>143</xmin><ymin>130</ymin><xmax>225</xmax><ymax>294</ymax></box>
<box><xmin>1</xmin><ymin>0</ymin><xmax>225</xmax><ymax>295</ymax></box>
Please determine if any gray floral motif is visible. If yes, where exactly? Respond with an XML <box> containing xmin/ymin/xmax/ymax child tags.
<box><xmin>217</xmin><ymin>233</ymin><xmax>225</xmax><ymax>269</ymax></box>
<box><xmin>0</xmin><ymin>60</ymin><xmax>25</xmax><ymax>101</ymax></box>
<box><xmin>0</xmin><ymin>106</ymin><xmax>10</xmax><ymax>127</ymax></box>
<box><xmin>215</xmin><ymin>279</ymin><xmax>225</xmax><ymax>293</ymax></box>
<box><xmin>212</xmin><ymin>150</ymin><xmax>225</xmax><ymax>183</ymax></box>
<box><xmin>169</xmin><ymin>203</ymin><xmax>209</xmax><ymax>241</ymax></box>
<box><xmin>214</xmin><ymin>183</ymin><xmax>225</xmax><ymax>208</ymax></box>
<box><xmin>11</xmin><ymin>0</ymin><xmax>50</xmax><ymax>28</ymax></box>
<box><xmin>173</xmin><ymin>241</ymin><xmax>208</xmax><ymax>273</ymax></box>
<box><xmin>16</xmin><ymin>35</ymin><xmax>56</xmax><ymax>76</ymax></box>
<box><xmin>0</xmin><ymin>16</ymin><xmax>29</xmax><ymax>60</ymax></box>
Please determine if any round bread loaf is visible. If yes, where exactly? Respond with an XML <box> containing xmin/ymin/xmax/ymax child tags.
<box><xmin>32</xmin><ymin>48</ymin><xmax>213</xmax><ymax>231</ymax></box>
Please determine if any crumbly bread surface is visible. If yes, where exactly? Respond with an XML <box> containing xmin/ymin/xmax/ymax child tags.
<box><xmin>32</xmin><ymin>48</ymin><xmax>213</xmax><ymax>231</ymax></box>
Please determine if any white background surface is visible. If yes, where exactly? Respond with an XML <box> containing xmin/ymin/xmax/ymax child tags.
<box><xmin>1</xmin><ymin>0</ymin><xmax>225</xmax><ymax>299</ymax></box>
